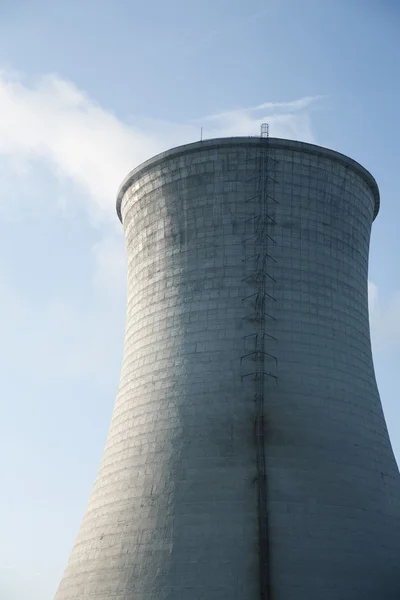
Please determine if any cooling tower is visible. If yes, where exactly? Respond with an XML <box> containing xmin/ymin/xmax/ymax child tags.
<box><xmin>54</xmin><ymin>137</ymin><xmax>400</xmax><ymax>600</ymax></box>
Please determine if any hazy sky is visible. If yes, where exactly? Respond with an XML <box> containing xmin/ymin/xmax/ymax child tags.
<box><xmin>0</xmin><ymin>0</ymin><xmax>399</xmax><ymax>598</ymax></box>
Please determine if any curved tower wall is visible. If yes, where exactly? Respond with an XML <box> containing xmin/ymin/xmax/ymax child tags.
<box><xmin>55</xmin><ymin>138</ymin><xmax>400</xmax><ymax>600</ymax></box>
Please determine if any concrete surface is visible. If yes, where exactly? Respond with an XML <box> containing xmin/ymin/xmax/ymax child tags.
<box><xmin>54</xmin><ymin>138</ymin><xmax>400</xmax><ymax>600</ymax></box>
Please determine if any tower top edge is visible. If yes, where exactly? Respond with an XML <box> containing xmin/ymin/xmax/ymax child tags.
<box><xmin>116</xmin><ymin>137</ymin><xmax>380</xmax><ymax>223</ymax></box>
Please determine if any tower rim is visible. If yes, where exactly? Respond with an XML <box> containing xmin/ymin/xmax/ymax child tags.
<box><xmin>116</xmin><ymin>136</ymin><xmax>380</xmax><ymax>223</ymax></box>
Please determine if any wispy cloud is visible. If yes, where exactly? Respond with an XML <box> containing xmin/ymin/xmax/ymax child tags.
<box><xmin>195</xmin><ymin>95</ymin><xmax>324</xmax><ymax>143</ymax></box>
<box><xmin>253</xmin><ymin>96</ymin><xmax>326</xmax><ymax>112</ymax></box>
<box><xmin>0</xmin><ymin>70</ymin><xmax>321</xmax><ymax>225</ymax></box>
<box><xmin>0</xmin><ymin>71</ymin><xmax>157</xmax><ymax>224</ymax></box>
<box><xmin>0</xmin><ymin>70</ymin><xmax>322</xmax><ymax>383</ymax></box>
<box><xmin>201</xmin><ymin>95</ymin><xmax>324</xmax><ymax>121</ymax></box>
<box><xmin>368</xmin><ymin>281</ymin><xmax>378</xmax><ymax>313</ymax></box>
<box><xmin>369</xmin><ymin>280</ymin><xmax>400</xmax><ymax>354</ymax></box>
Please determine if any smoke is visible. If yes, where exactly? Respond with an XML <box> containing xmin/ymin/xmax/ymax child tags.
<box><xmin>0</xmin><ymin>70</ymin><xmax>321</xmax><ymax>225</ymax></box>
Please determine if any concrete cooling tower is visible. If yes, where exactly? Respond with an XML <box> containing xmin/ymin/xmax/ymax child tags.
<box><xmin>54</xmin><ymin>137</ymin><xmax>400</xmax><ymax>600</ymax></box>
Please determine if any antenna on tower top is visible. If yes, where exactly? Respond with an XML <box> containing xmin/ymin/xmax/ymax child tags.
<box><xmin>260</xmin><ymin>123</ymin><xmax>269</xmax><ymax>138</ymax></box>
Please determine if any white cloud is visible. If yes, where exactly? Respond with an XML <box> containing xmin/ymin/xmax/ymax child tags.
<box><xmin>0</xmin><ymin>72</ymin><xmax>156</xmax><ymax>224</ymax></box>
<box><xmin>369</xmin><ymin>280</ymin><xmax>400</xmax><ymax>354</ymax></box>
<box><xmin>201</xmin><ymin>95</ymin><xmax>324</xmax><ymax>121</ymax></box>
<box><xmin>0</xmin><ymin>70</ymin><xmax>321</xmax><ymax>225</ymax></box>
<box><xmin>0</xmin><ymin>69</ymin><xmax>322</xmax><ymax>330</ymax></box>
<box><xmin>198</xmin><ymin>111</ymin><xmax>316</xmax><ymax>143</ymax></box>
<box><xmin>193</xmin><ymin>96</ymin><xmax>322</xmax><ymax>143</ymax></box>
<box><xmin>0</xmin><ymin>70</ymin><xmax>323</xmax><ymax>384</ymax></box>
<box><xmin>368</xmin><ymin>280</ymin><xmax>378</xmax><ymax>313</ymax></box>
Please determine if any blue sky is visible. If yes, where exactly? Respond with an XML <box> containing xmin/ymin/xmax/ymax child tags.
<box><xmin>0</xmin><ymin>0</ymin><xmax>399</xmax><ymax>597</ymax></box>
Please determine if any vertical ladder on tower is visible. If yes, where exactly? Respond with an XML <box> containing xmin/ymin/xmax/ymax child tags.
<box><xmin>241</xmin><ymin>125</ymin><xmax>279</xmax><ymax>600</ymax></box>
